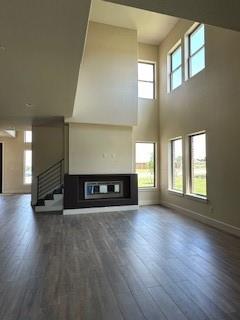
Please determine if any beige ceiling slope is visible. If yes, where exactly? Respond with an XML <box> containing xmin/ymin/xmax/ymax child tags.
<box><xmin>90</xmin><ymin>0</ymin><xmax>178</xmax><ymax>45</ymax></box>
<box><xmin>104</xmin><ymin>0</ymin><xmax>240</xmax><ymax>32</ymax></box>
<box><xmin>0</xmin><ymin>0</ymin><xmax>91</xmax><ymax>124</ymax></box>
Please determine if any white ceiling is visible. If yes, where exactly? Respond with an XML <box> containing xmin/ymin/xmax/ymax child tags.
<box><xmin>104</xmin><ymin>0</ymin><xmax>240</xmax><ymax>32</ymax></box>
<box><xmin>90</xmin><ymin>0</ymin><xmax>178</xmax><ymax>45</ymax></box>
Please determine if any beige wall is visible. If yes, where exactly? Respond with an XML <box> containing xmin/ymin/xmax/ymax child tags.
<box><xmin>68</xmin><ymin>22</ymin><xmax>138</xmax><ymax>126</ymax></box>
<box><xmin>69</xmin><ymin>123</ymin><xmax>133</xmax><ymax>174</ymax></box>
<box><xmin>67</xmin><ymin>41</ymin><xmax>161</xmax><ymax>205</ymax></box>
<box><xmin>0</xmin><ymin>130</ymin><xmax>31</xmax><ymax>194</ymax></box>
<box><xmin>31</xmin><ymin>120</ymin><xmax>64</xmax><ymax>205</ymax></box>
<box><xmin>159</xmin><ymin>20</ymin><xmax>240</xmax><ymax>228</ymax></box>
<box><xmin>133</xmin><ymin>43</ymin><xmax>160</xmax><ymax>205</ymax></box>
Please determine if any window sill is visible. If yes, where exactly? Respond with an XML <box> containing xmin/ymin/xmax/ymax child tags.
<box><xmin>185</xmin><ymin>193</ymin><xmax>208</xmax><ymax>203</ymax></box>
<box><xmin>138</xmin><ymin>97</ymin><xmax>156</xmax><ymax>101</ymax></box>
<box><xmin>168</xmin><ymin>189</ymin><xmax>184</xmax><ymax>197</ymax></box>
<box><xmin>138</xmin><ymin>187</ymin><xmax>159</xmax><ymax>192</ymax></box>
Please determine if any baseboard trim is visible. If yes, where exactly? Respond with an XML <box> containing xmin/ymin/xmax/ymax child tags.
<box><xmin>63</xmin><ymin>205</ymin><xmax>139</xmax><ymax>215</ymax></box>
<box><xmin>160</xmin><ymin>201</ymin><xmax>240</xmax><ymax>238</ymax></box>
<box><xmin>139</xmin><ymin>200</ymin><xmax>160</xmax><ymax>206</ymax></box>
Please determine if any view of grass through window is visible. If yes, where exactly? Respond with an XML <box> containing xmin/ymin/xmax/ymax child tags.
<box><xmin>190</xmin><ymin>133</ymin><xmax>207</xmax><ymax>196</ymax></box>
<box><xmin>136</xmin><ymin>143</ymin><xmax>155</xmax><ymax>188</ymax></box>
<box><xmin>171</xmin><ymin>138</ymin><xmax>183</xmax><ymax>192</ymax></box>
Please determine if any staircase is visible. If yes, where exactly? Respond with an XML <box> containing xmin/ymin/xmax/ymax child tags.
<box><xmin>35</xmin><ymin>159</ymin><xmax>64</xmax><ymax>213</ymax></box>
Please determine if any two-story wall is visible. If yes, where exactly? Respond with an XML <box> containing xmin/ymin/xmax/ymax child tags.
<box><xmin>66</xmin><ymin>22</ymin><xmax>160</xmax><ymax>205</ymax></box>
<box><xmin>159</xmin><ymin>20</ymin><xmax>240</xmax><ymax>230</ymax></box>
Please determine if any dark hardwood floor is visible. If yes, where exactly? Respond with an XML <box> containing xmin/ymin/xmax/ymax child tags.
<box><xmin>1</xmin><ymin>195</ymin><xmax>240</xmax><ymax>320</ymax></box>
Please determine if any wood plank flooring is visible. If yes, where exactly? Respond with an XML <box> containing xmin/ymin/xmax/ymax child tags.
<box><xmin>1</xmin><ymin>194</ymin><xmax>240</xmax><ymax>320</ymax></box>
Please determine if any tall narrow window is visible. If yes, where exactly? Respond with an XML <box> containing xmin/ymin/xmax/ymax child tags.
<box><xmin>138</xmin><ymin>62</ymin><xmax>155</xmax><ymax>99</ymax></box>
<box><xmin>24</xmin><ymin>130</ymin><xmax>32</xmax><ymax>143</ymax></box>
<box><xmin>189</xmin><ymin>132</ymin><xmax>207</xmax><ymax>197</ymax></box>
<box><xmin>169</xmin><ymin>45</ymin><xmax>182</xmax><ymax>91</ymax></box>
<box><xmin>170</xmin><ymin>138</ymin><xmax>183</xmax><ymax>192</ymax></box>
<box><xmin>136</xmin><ymin>142</ymin><xmax>156</xmax><ymax>188</ymax></box>
<box><xmin>188</xmin><ymin>24</ymin><xmax>205</xmax><ymax>78</ymax></box>
<box><xmin>24</xmin><ymin>150</ymin><xmax>32</xmax><ymax>184</ymax></box>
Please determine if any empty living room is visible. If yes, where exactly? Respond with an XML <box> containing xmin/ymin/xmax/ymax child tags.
<box><xmin>1</xmin><ymin>0</ymin><xmax>240</xmax><ymax>319</ymax></box>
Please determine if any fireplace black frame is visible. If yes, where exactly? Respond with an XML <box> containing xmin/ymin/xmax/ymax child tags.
<box><xmin>64</xmin><ymin>174</ymin><xmax>138</xmax><ymax>209</ymax></box>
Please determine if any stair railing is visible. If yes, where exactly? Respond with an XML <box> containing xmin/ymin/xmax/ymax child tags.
<box><xmin>37</xmin><ymin>159</ymin><xmax>64</xmax><ymax>201</ymax></box>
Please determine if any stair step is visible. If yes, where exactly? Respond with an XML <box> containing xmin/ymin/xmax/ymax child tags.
<box><xmin>44</xmin><ymin>194</ymin><xmax>54</xmax><ymax>200</ymax></box>
<box><xmin>36</xmin><ymin>199</ymin><xmax>45</xmax><ymax>206</ymax></box>
<box><xmin>45</xmin><ymin>194</ymin><xmax>63</xmax><ymax>207</ymax></box>
<box><xmin>35</xmin><ymin>205</ymin><xmax>63</xmax><ymax>212</ymax></box>
<box><xmin>36</xmin><ymin>182</ymin><xmax>64</xmax><ymax>213</ymax></box>
<box><xmin>53</xmin><ymin>187</ymin><xmax>63</xmax><ymax>194</ymax></box>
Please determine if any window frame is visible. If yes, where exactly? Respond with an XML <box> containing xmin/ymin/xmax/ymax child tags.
<box><xmin>188</xmin><ymin>131</ymin><xmax>207</xmax><ymax>199</ymax></box>
<box><xmin>138</xmin><ymin>61</ymin><xmax>156</xmax><ymax>100</ymax></box>
<box><xmin>169</xmin><ymin>137</ymin><xmax>183</xmax><ymax>194</ymax></box>
<box><xmin>135</xmin><ymin>141</ymin><xmax>157</xmax><ymax>190</ymax></box>
<box><xmin>23</xmin><ymin>149</ymin><xmax>32</xmax><ymax>185</ymax></box>
<box><xmin>186</xmin><ymin>23</ymin><xmax>205</xmax><ymax>79</ymax></box>
<box><xmin>168</xmin><ymin>42</ymin><xmax>182</xmax><ymax>92</ymax></box>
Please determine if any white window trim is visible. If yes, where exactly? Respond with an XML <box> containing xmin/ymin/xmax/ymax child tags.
<box><xmin>168</xmin><ymin>136</ymin><xmax>184</xmax><ymax>194</ymax></box>
<box><xmin>185</xmin><ymin>23</ymin><xmax>205</xmax><ymax>81</ymax></box>
<box><xmin>138</xmin><ymin>60</ymin><xmax>157</xmax><ymax>100</ymax></box>
<box><xmin>135</xmin><ymin>141</ymin><xmax>158</xmax><ymax>190</ymax></box>
<box><xmin>167</xmin><ymin>40</ymin><xmax>182</xmax><ymax>93</ymax></box>
<box><xmin>186</xmin><ymin>130</ymin><xmax>208</xmax><ymax>200</ymax></box>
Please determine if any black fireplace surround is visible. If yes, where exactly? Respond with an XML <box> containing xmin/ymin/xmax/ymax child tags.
<box><xmin>64</xmin><ymin>174</ymin><xmax>138</xmax><ymax>209</ymax></box>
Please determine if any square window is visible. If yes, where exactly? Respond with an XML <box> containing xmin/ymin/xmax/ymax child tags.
<box><xmin>188</xmin><ymin>24</ymin><xmax>205</xmax><ymax>78</ymax></box>
<box><xmin>189</xmin><ymin>47</ymin><xmax>205</xmax><ymax>78</ymax></box>
<box><xmin>169</xmin><ymin>44</ymin><xmax>182</xmax><ymax>92</ymax></box>
<box><xmin>24</xmin><ymin>131</ymin><xmax>32</xmax><ymax>143</ymax></box>
<box><xmin>138</xmin><ymin>62</ymin><xmax>155</xmax><ymax>99</ymax></box>
<box><xmin>171</xmin><ymin>67</ymin><xmax>182</xmax><ymax>91</ymax></box>
<box><xmin>170</xmin><ymin>138</ymin><xmax>183</xmax><ymax>192</ymax></box>
<box><xmin>136</xmin><ymin>142</ymin><xmax>156</xmax><ymax>188</ymax></box>
<box><xmin>24</xmin><ymin>150</ymin><xmax>32</xmax><ymax>184</ymax></box>
<box><xmin>189</xmin><ymin>132</ymin><xmax>207</xmax><ymax>197</ymax></box>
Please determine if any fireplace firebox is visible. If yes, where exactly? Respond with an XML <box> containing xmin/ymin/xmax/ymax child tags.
<box><xmin>84</xmin><ymin>181</ymin><xmax>123</xmax><ymax>199</ymax></box>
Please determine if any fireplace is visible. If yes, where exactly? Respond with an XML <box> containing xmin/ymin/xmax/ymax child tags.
<box><xmin>64</xmin><ymin>174</ymin><xmax>138</xmax><ymax>211</ymax></box>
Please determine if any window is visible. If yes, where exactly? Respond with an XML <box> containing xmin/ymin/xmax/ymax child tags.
<box><xmin>189</xmin><ymin>132</ymin><xmax>207</xmax><ymax>197</ymax></box>
<box><xmin>188</xmin><ymin>24</ymin><xmax>205</xmax><ymax>78</ymax></box>
<box><xmin>136</xmin><ymin>142</ymin><xmax>156</xmax><ymax>188</ymax></box>
<box><xmin>138</xmin><ymin>62</ymin><xmax>155</xmax><ymax>99</ymax></box>
<box><xmin>24</xmin><ymin>150</ymin><xmax>32</xmax><ymax>184</ymax></box>
<box><xmin>24</xmin><ymin>130</ymin><xmax>32</xmax><ymax>143</ymax></box>
<box><xmin>170</xmin><ymin>138</ymin><xmax>183</xmax><ymax>192</ymax></box>
<box><xmin>169</xmin><ymin>45</ymin><xmax>182</xmax><ymax>91</ymax></box>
